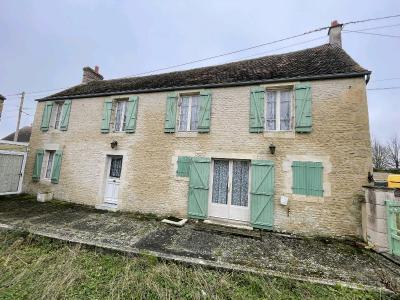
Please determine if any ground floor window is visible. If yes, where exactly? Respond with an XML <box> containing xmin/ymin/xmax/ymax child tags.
<box><xmin>43</xmin><ymin>150</ymin><xmax>55</xmax><ymax>179</ymax></box>
<box><xmin>292</xmin><ymin>161</ymin><xmax>323</xmax><ymax>197</ymax></box>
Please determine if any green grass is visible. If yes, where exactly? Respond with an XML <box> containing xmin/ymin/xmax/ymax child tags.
<box><xmin>0</xmin><ymin>231</ymin><xmax>394</xmax><ymax>300</ymax></box>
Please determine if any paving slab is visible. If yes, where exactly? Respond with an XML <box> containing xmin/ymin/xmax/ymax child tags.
<box><xmin>0</xmin><ymin>195</ymin><xmax>399</xmax><ymax>294</ymax></box>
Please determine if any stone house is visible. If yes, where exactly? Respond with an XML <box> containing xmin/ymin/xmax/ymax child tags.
<box><xmin>24</xmin><ymin>23</ymin><xmax>373</xmax><ymax>237</ymax></box>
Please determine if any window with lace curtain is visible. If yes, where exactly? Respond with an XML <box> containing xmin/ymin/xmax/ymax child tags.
<box><xmin>114</xmin><ymin>100</ymin><xmax>128</xmax><ymax>132</ymax></box>
<box><xmin>178</xmin><ymin>95</ymin><xmax>200</xmax><ymax>132</ymax></box>
<box><xmin>265</xmin><ymin>89</ymin><xmax>293</xmax><ymax>131</ymax></box>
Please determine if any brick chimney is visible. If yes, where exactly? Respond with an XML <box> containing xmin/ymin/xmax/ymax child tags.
<box><xmin>328</xmin><ymin>20</ymin><xmax>343</xmax><ymax>47</ymax></box>
<box><xmin>82</xmin><ymin>65</ymin><xmax>104</xmax><ymax>84</ymax></box>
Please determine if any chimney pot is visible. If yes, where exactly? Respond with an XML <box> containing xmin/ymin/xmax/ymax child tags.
<box><xmin>328</xmin><ymin>20</ymin><xmax>343</xmax><ymax>48</ymax></box>
<box><xmin>82</xmin><ymin>66</ymin><xmax>103</xmax><ymax>84</ymax></box>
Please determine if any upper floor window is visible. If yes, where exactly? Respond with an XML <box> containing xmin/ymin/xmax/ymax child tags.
<box><xmin>53</xmin><ymin>102</ymin><xmax>64</xmax><ymax>130</ymax></box>
<box><xmin>265</xmin><ymin>89</ymin><xmax>293</xmax><ymax>131</ymax></box>
<box><xmin>178</xmin><ymin>95</ymin><xmax>200</xmax><ymax>132</ymax></box>
<box><xmin>114</xmin><ymin>100</ymin><xmax>128</xmax><ymax>132</ymax></box>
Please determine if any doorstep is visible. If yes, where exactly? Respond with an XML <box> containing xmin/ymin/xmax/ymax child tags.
<box><xmin>197</xmin><ymin>219</ymin><xmax>261</xmax><ymax>239</ymax></box>
<box><xmin>95</xmin><ymin>204</ymin><xmax>119</xmax><ymax>212</ymax></box>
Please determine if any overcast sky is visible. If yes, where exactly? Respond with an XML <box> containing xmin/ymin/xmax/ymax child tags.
<box><xmin>0</xmin><ymin>0</ymin><xmax>399</xmax><ymax>141</ymax></box>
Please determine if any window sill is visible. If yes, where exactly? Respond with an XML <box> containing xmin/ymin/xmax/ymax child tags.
<box><xmin>175</xmin><ymin>176</ymin><xmax>189</xmax><ymax>182</ymax></box>
<box><xmin>175</xmin><ymin>131</ymin><xmax>199</xmax><ymax>138</ymax></box>
<box><xmin>291</xmin><ymin>194</ymin><xmax>324</xmax><ymax>203</ymax></box>
<box><xmin>263</xmin><ymin>130</ymin><xmax>295</xmax><ymax>139</ymax></box>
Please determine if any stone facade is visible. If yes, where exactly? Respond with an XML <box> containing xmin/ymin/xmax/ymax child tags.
<box><xmin>24</xmin><ymin>77</ymin><xmax>372</xmax><ymax>237</ymax></box>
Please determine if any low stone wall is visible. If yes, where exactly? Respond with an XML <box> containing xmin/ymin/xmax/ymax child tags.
<box><xmin>361</xmin><ymin>186</ymin><xmax>400</xmax><ymax>252</ymax></box>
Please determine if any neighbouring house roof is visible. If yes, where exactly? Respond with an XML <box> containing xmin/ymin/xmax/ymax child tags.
<box><xmin>2</xmin><ymin>126</ymin><xmax>32</xmax><ymax>143</ymax></box>
<box><xmin>0</xmin><ymin>94</ymin><xmax>5</xmax><ymax>101</ymax></box>
<box><xmin>39</xmin><ymin>44</ymin><xmax>370</xmax><ymax>101</ymax></box>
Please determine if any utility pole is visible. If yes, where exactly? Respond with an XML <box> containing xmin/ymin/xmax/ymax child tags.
<box><xmin>14</xmin><ymin>92</ymin><xmax>25</xmax><ymax>142</ymax></box>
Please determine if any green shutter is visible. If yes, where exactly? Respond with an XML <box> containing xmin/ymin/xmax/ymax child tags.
<box><xmin>295</xmin><ymin>83</ymin><xmax>312</xmax><ymax>132</ymax></box>
<box><xmin>51</xmin><ymin>150</ymin><xmax>63</xmax><ymax>184</ymax></box>
<box><xmin>101</xmin><ymin>99</ymin><xmax>113</xmax><ymax>133</ymax></box>
<box><xmin>177</xmin><ymin>156</ymin><xmax>191</xmax><ymax>177</ymax></box>
<box><xmin>198</xmin><ymin>90</ymin><xmax>212</xmax><ymax>133</ymax></box>
<box><xmin>188</xmin><ymin>157</ymin><xmax>210</xmax><ymax>219</ymax></box>
<box><xmin>40</xmin><ymin>102</ymin><xmax>53</xmax><ymax>132</ymax></box>
<box><xmin>249</xmin><ymin>87</ymin><xmax>265</xmax><ymax>133</ymax></box>
<box><xmin>32</xmin><ymin>149</ymin><xmax>44</xmax><ymax>182</ymax></box>
<box><xmin>292</xmin><ymin>161</ymin><xmax>323</xmax><ymax>196</ymax></box>
<box><xmin>125</xmin><ymin>96</ymin><xmax>139</xmax><ymax>133</ymax></box>
<box><xmin>164</xmin><ymin>92</ymin><xmax>177</xmax><ymax>133</ymax></box>
<box><xmin>60</xmin><ymin>100</ymin><xmax>72</xmax><ymax>131</ymax></box>
<box><xmin>250</xmin><ymin>160</ymin><xmax>274</xmax><ymax>229</ymax></box>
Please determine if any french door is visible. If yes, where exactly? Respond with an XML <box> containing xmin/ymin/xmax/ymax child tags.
<box><xmin>209</xmin><ymin>159</ymin><xmax>250</xmax><ymax>222</ymax></box>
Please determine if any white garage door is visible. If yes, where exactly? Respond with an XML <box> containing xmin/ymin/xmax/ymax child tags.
<box><xmin>0</xmin><ymin>151</ymin><xmax>26</xmax><ymax>195</ymax></box>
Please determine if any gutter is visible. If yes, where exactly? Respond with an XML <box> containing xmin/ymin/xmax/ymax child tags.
<box><xmin>36</xmin><ymin>71</ymin><xmax>371</xmax><ymax>102</ymax></box>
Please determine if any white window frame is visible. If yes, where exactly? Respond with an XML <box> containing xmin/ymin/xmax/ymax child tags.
<box><xmin>264</xmin><ymin>88</ymin><xmax>294</xmax><ymax>132</ymax></box>
<box><xmin>177</xmin><ymin>94</ymin><xmax>199</xmax><ymax>132</ymax></box>
<box><xmin>42</xmin><ymin>150</ymin><xmax>55</xmax><ymax>180</ymax></box>
<box><xmin>52</xmin><ymin>101</ymin><xmax>64</xmax><ymax>130</ymax></box>
<box><xmin>114</xmin><ymin>99</ymin><xmax>128</xmax><ymax>132</ymax></box>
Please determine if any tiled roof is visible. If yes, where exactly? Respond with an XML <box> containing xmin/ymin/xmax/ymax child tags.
<box><xmin>40</xmin><ymin>44</ymin><xmax>369</xmax><ymax>101</ymax></box>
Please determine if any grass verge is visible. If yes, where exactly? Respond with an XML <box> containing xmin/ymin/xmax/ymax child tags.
<box><xmin>0</xmin><ymin>230</ymin><xmax>395</xmax><ymax>300</ymax></box>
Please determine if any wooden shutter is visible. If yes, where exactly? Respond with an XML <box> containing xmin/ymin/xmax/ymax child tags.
<box><xmin>295</xmin><ymin>83</ymin><xmax>312</xmax><ymax>132</ymax></box>
<box><xmin>249</xmin><ymin>87</ymin><xmax>265</xmax><ymax>133</ymax></box>
<box><xmin>198</xmin><ymin>90</ymin><xmax>212</xmax><ymax>133</ymax></box>
<box><xmin>32</xmin><ymin>149</ymin><xmax>44</xmax><ymax>182</ymax></box>
<box><xmin>101</xmin><ymin>99</ymin><xmax>113</xmax><ymax>133</ymax></box>
<box><xmin>250</xmin><ymin>160</ymin><xmax>274</xmax><ymax>229</ymax></box>
<box><xmin>164</xmin><ymin>92</ymin><xmax>177</xmax><ymax>133</ymax></box>
<box><xmin>51</xmin><ymin>150</ymin><xmax>63</xmax><ymax>184</ymax></box>
<box><xmin>125</xmin><ymin>96</ymin><xmax>139</xmax><ymax>133</ymax></box>
<box><xmin>40</xmin><ymin>101</ymin><xmax>53</xmax><ymax>132</ymax></box>
<box><xmin>177</xmin><ymin>156</ymin><xmax>191</xmax><ymax>177</ymax></box>
<box><xmin>188</xmin><ymin>157</ymin><xmax>210</xmax><ymax>219</ymax></box>
<box><xmin>292</xmin><ymin>161</ymin><xmax>323</xmax><ymax>196</ymax></box>
<box><xmin>60</xmin><ymin>100</ymin><xmax>72</xmax><ymax>131</ymax></box>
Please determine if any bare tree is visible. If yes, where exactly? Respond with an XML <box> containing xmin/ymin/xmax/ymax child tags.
<box><xmin>387</xmin><ymin>136</ymin><xmax>400</xmax><ymax>169</ymax></box>
<box><xmin>372</xmin><ymin>139</ymin><xmax>389</xmax><ymax>169</ymax></box>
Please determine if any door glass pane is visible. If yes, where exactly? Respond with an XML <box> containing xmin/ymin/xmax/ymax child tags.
<box><xmin>190</xmin><ymin>95</ymin><xmax>200</xmax><ymax>131</ymax></box>
<box><xmin>178</xmin><ymin>97</ymin><xmax>189</xmax><ymax>131</ymax></box>
<box><xmin>212</xmin><ymin>160</ymin><xmax>229</xmax><ymax>204</ymax></box>
<box><xmin>231</xmin><ymin>161</ymin><xmax>249</xmax><ymax>206</ymax></box>
<box><xmin>109</xmin><ymin>157</ymin><xmax>123</xmax><ymax>178</ymax></box>
<box><xmin>266</xmin><ymin>91</ymin><xmax>276</xmax><ymax>130</ymax></box>
<box><xmin>280</xmin><ymin>90</ymin><xmax>291</xmax><ymax>130</ymax></box>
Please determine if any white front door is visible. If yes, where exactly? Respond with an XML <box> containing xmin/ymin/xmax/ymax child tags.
<box><xmin>104</xmin><ymin>156</ymin><xmax>123</xmax><ymax>206</ymax></box>
<box><xmin>209</xmin><ymin>159</ymin><xmax>250</xmax><ymax>222</ymax></box>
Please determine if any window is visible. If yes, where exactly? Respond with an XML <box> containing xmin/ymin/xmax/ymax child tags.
<box><xmin>114</xmin><ymin>100</ymin><xmax>128</xmax><ymax>132</ymax></box>
<box><xmin>53</xmin><ymin>102</ymin><xmax>64</xmax><ymax>129</ymax></box>
<box><xmin>44</xmin><ymin>151</ymin><xmax>55</xmax><ymax>179</ymax></box>
<box><xmin>178</xmin><ymin>95</ymin><xmax>200</xmax><ymax>132</ymax></box>
<box><xmin>292</xmin><ymin>161</ymin><xmax>323</xmax><ymax>197</ymax></box>
<box><xmin>265</xmin><ymin>89</ymin><xmax>292</xmax><ymax>131</ymax></box>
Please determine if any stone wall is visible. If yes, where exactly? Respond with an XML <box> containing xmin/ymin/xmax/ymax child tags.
<box><xmin>361</xmin><ymin>186</ymin><xmax>400</xmax><ymax>252</ymax></box>
<box><xmin>24</xmin><ymin>77</ymin><xmax>372</xmax><ymax>237</ymax></box>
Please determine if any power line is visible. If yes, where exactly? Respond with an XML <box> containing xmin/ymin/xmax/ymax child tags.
<box><xmin>367</xmin><ymin>86</ymin><xmax>400</xmax><ymax>90</ymax></box>
<box><xmin>343</xmin><ymin>30</ymin><xmax>400</xmax><ymax>38</ymax></box>
<box><xmin>349</xmin><ymin>22</ymin><xmax>400</xmax><ymax>32</ymax></box>
<box><xmin>3</xmin><ymin>13</ymin><xmax>400</xmax><ymax>96</ymax></box>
